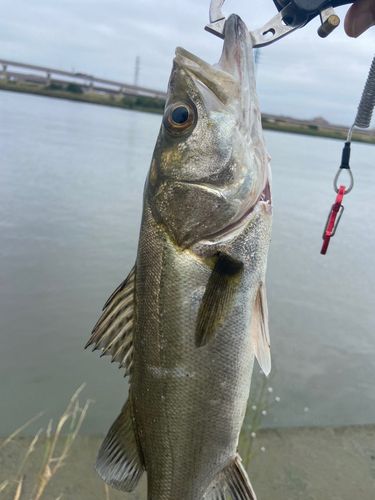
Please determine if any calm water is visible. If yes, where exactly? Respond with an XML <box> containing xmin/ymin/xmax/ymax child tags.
<box><xmin>0</xmin><ymin>90</ymin><xmax>374</xmax><ymax>436</ymax></box>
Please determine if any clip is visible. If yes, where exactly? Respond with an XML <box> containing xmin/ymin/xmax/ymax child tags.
<box><xmin>321</xmin><ymin>185</ymin><xmax>346</xmax><ymax>255</ymax></box>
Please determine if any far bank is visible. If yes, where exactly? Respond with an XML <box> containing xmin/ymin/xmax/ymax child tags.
<box><xmin>1</xmin><ymin>79</ymin><xmax>374</xmax><ymax>144</ymax></box>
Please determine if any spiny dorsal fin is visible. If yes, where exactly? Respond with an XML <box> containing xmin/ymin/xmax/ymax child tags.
<box><xmin>251</xmin><ymin>282</ymin><xmax>271</xmax><ymax>376</ymax></box>
<box><xmin>196</xmin><ymin>253</ymin><xmax>243</xmax><ymax>348</ymax></box>
<box><xmin>204</xmin><ymin>454</ymin><xmax>257</xmax><ymax>500</ymax></box>
<box><xmin>95</xmin><ymin>397</ymin><xmax>144</xmax><ymax>492</ymax></box>
<box><xmin>85</xmin><ymin>266</ymin><xmax>135</xmax><ymax>376</ymax></box>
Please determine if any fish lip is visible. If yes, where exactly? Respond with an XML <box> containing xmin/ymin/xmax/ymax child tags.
<box><xmin>174</xmin><ymin>46</ymin><xmax>237</xmax><ymax>105</ymax></box>
<box><xmin>175</xmin><ymin>14</ymin><xmax>245</xmax><ymax>73</ymax></box>
<box><xmin>175</xmin><ymin>47</ymin><xmax>219</xmax><ymax>75</ymax></box>
<box><xmin>202</xmin><ymin>181</ymin><xmax>272</xmax><ymax>242</ymax></box>
<box><xmin>174</xmin><ymin>15</ymin><xmax>249</xmax><ymax>105</ymax></box>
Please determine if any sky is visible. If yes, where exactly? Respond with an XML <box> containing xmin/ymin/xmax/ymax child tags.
<box><xmin>1</xmin><ymin>0</ymin><xmax>375</xmax><ymax>126</ymax></box>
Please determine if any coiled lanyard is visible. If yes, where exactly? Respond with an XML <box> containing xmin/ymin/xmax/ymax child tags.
<box><xmin>321</xmin><ymin>55</ymin><xmax>375</xmax><ymax>255</ymax></box>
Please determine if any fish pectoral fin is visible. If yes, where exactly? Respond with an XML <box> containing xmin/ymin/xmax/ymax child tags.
<box><xmin>95</xmin><ymin>397</ymin><xmax>144</xmax><ymax>492</ymax></box>
<box><xmin>196</xmin><ymin>253</ymin><xmax>243</xmax><ymax>348</ymax></box>
<box><xmin>251</xmin><ymin>282</ymin><xmax>271</xmax><ymax>376</ymax></box>
<box><xmin>204</xmin><ymin>454</ymin><xmax>257</xmax><ymax>500</ymax></box>
<box><xmin>85</xmin><ymin>265</ymin><xmax>135</xmax><ymax>376</ymax></box>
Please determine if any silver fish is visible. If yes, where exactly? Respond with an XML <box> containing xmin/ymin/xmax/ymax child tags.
<box><xmin>86</xmin><ymin>14</ymin><xmax>272</xmax><ymax>500</ymax></box>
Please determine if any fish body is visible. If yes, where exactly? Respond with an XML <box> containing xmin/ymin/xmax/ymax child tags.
<box><xmin>86</xmin><ymin>14</ymin><xmax>272</xmax><ymax>500</ymax></box>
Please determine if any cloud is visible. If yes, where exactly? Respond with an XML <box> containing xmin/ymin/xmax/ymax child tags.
<box><xmin>1</xmin><ymin>0</ymin><xmax>374</xmax><ymax>125</ymax></box>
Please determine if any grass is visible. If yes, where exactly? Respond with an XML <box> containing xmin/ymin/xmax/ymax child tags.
<box><xmin>0</xmin><ymin>377</ymin><xmax>276</xmax><ymax>499</ymax></box>
<box><xmin>0</xmin><ymin>376</ymin><xmax>277</xmax><ymax>500</ymax></box>
<box><xmin>261</xmin><ymin>119</ymin><xmax>375</xmax><ymax>144</ymax></box>
<box><xmin>1</xmin><ymin>79</ymin><xmax>374</xmax><ymax>143</ymax></box>
<box><xmin>0</xmin><ymin>385</ymin><xmax>92</xmax><ymax>500</ymax></box>
<box><xmin>0</xmin><ymin>80</ymin><xmax>165</xmax><ymax>115</ymax></box>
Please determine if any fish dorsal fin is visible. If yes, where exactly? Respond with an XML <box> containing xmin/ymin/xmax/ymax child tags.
<box><xmin>85</xmin><ymin>266</ymin><xmax>135</xmax><ymax>376</ymax></box>
<box><xmin>204</xmin><ymin>454</ymin><xmax>257</xmax><ymax>500</ymax></box>
<box><xmin>95</xmin><ymin>397</ymin><xmax>145</xmax><ymax>492</ymax></box>
<box><xmin>251</xmin><ymin>282</ymin><xmax>271</xmax><ymax>376</ymax></box>
<box><xmin>196</xmin><ymin>253</ymin><xmax>243</xmax><ymax>348</ymax></box>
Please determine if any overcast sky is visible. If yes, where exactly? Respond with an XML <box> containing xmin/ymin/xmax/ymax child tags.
<box><xmin>1</xmin><ymin>0</ymin><xmax>375</xmax><ymax>125</ymax></box>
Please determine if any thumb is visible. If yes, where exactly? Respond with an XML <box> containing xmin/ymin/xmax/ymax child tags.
<box><xmin>344</xmin><ymin>0</ymin><xmax>375</xmax><ymax>38</ymax></box>
<box><xmin>345</xmin><ymin>0</ymin><xmax>375</xmax><ymax>37</ymax></box>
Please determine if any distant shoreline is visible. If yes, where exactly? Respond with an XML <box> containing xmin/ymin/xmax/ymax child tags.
<box><xmin>1</xmin><ymin>80</ymin><xmax>374</xmax><ymax>144</ymax></box>
<box><xmin>0</xmin><ymin>80</ymin><xmax>164</xmax><ymax>115</ymax></box>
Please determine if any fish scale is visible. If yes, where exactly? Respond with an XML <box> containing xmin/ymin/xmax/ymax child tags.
<box><xmin>86</xmin><ymin>14</ymin><xmax>272</xmax><ymax>500</ymax></box>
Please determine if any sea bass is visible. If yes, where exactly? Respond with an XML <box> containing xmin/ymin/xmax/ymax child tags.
<box><xmin>86</xmin><ymin>14</ymin><xmax>272</xmax><ymax>500</ymax></box>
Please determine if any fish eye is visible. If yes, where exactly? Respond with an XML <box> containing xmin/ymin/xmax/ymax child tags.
<box><xmin>171</xmin><ymin>106</ymin><xmax>189</xmax><ymax>124</ymax></box>
<box><xmin>163</xmin><ymin>102</ymin><xmax>195</xmax><ymax>135</ymax></box>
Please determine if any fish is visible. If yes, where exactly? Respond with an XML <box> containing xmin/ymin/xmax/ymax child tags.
<box><xmin>86</xmin><ymin>13</ymin><xmax>272</xmax><ymax>500</ymax></box>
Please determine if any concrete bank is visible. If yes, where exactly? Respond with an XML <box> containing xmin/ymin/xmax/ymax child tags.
<box><xmin>1</xmin><ymin>425</ymin><xmax>374</xmax><ymax>500</ymax></box>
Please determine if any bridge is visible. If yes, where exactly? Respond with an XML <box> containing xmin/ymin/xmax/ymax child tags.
<box><xmin>0</xmin><ymin>58</ymin><xmax>167</xmax><ymax>101</ymax></box>
<box><xmin>1</xmin><ymin>57</ymin><xmax>374</xmax><ymax>141</ymax></box>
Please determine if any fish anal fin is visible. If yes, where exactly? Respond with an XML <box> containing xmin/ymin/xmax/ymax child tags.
<box><xmin>95</xmin><ymin>398</ymin><xmax>144</xmax><ymax>492</ymax></box>
<box><xmin>252</xmin><ymin>282</ymin><xmax>271</xmax><ymax>376</ymax></box>
<box><xmin>196</xmin><ymin>253</ymin><xmax>243</xmax><ymax>348</ymax></box>
<box><xmin>204</xmin><ymin>454</ymin><xmax>257</xmax><ymax>500</ymax></box>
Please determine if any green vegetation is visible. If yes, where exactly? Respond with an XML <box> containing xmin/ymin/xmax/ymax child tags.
<box><xmin>135</xmin><ymin>96</ymin><xmax>164</xmax><ymax>110</ymax></box>
<box><xmin>66</xmin><ymin>83</ymin><xmax>83</xmax><ymax>94</ymax></box>
<box><xmin>45</xmin><ymin>83</ymin><xmax>64</xmax><ymax>91</ymax></box>
<box><xmin>261</xmin><ymin>118</ymin><xmax>375</xmax><ymax>144</ymax></box>
<box><xmin>0</xmin><ymin>80</ymin><xmax>165</xmax><ymax>115</ymax></box>
<box><xmin>120</xmin><ymin>95</ymin><xmax>164</xmax><ymax>111</ymax></box>
<box><xmin>1</xmin><ymin>79</ymin><xmax>374</xmax><ymax>143</ymax></box>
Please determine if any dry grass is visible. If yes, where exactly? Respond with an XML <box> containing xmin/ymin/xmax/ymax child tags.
<box><xmin>104</xmin><ymin>484</ymin><xmax>110</xmax><ymax>500</ymax></box>
<box><xmin>0</xmin><ymin>377</ymin><xmax>277</xmax><ymax>499</ymax></box>
<box><xmin>0</xmin><ymin>384</ymin><xmax>92</xmax><ymax>500</ymax></box>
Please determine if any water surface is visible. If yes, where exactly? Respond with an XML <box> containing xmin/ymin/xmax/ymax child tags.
<box><xmin>0</xmin><ymin>90</ymin><xmax>374</xmax><ymax>435</ymax></box>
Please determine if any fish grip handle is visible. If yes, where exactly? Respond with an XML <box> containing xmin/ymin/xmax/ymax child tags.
<box><xmin>333</xmin><ymin>54</ymin><xmax>375</xmax><ymax>194</ymax></box>
<box><xmin>340</xmin><ymin>142</ymin><xmax>351</xmax><ymax>169</ymax></box>
<box><xmin>354</xmin><ymin>54</ymin><xmax>375</xmax><ymax>129</ymax></box>
<box><xmin>321</xmin><ymin>53</ymin><xmax>375</xmax><ymax>253</ymax></box>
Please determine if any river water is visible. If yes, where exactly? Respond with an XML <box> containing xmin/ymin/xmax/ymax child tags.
<box><xmin>1</xmin><ymin>90</ymin><xmax>374</xmax><ymax>436</ymax></box>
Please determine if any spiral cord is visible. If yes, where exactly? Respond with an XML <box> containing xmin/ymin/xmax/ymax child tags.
<box><xmin>354</xmin><ymin>54</ymin><xmax>375</xmax><ymax>129</ymax></box>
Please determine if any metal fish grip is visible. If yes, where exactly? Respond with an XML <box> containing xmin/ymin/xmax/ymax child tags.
<box><xmin>322</xmin><ymin>54</ymin><xmax>375</xmax><ymax>255</ymax></box>
<box><xmin>333</xmin><ymin>53</ymin><xmax>375</xmax><ymax>194</ymax></box>
<box><xmin>353</xmin><ymin>54</ymin><xmax>375</xmax><ymax>129</ymax></box>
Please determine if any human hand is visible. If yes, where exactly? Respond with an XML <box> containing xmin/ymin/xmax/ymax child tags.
<box><xmin>345</xmin><ymin>0</ymin><xmax>375</xmax><ymax>37</ymax></box>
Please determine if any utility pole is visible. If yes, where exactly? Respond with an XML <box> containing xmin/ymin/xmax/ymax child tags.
<box><xmin>134</xmin><ymin>56</ymin><xmax>140</xmax><ymax>87</ymax></box>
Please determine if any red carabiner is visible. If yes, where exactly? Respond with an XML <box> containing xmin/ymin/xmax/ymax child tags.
<box><xmin>321</xmin><ymin>185</ymin><xmax>346</xmax><ymax>255</ymax></box>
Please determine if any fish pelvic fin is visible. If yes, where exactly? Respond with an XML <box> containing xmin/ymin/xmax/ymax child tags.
<box><xmin>95</xmin><ymin>397</ymin><xmax>145</xmax><ymax>492</ymax></box>
<box><xmin>85</xmin><ymin>265</ymin><xmax>135</xmax><ymax>376</ymax></box>
<box><xmin>252</xmin><ymin>282</ymin><xmax>271</xmax><ymax>376</ymax></box>
<box><xmin>204</xmin><ymin>454</ymin><xmax>257</xmax><ymax>500</ymax></box>
<box><xmin>196</xmin><ymin>253</ymin><xmax>243</xmax><ymax>348</ymax></box>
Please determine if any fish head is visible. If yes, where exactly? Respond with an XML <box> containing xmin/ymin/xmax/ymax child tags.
<box><xmin>147</xmin><ymin>14</ymin><xmax>271</xmax><ymax>249</ymax></box>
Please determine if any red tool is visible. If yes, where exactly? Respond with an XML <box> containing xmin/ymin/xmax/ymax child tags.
<box><xmin>321</xmin><ymin>185</ymin><xmax>346</xmax><ymax>255</ymax></box>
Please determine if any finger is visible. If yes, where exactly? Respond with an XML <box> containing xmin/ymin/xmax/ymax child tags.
<box><xmin>344</xmin><ymin>0</ymin><xmax>375</xmax><ymax>37</ymax></box>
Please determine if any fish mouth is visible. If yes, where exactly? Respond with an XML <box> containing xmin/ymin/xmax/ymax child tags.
<box><xmin>159</xmin><ymin>14</ymin><xmax>270</xmax><ymax>248</ymax></box>
<box><xmin>175</xmin><ymin>14</ymin><xmax>252</xmax><ymax>105</ymax></box>
<box><xmin>203</xmin><ymin>181</ymin><xmax>272</xmax><ymax>242</ymax></box>
<box><xmin>174</xmin><ymin>47</ymin><xmax>237</xmax><ymax>106</ymax></box>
